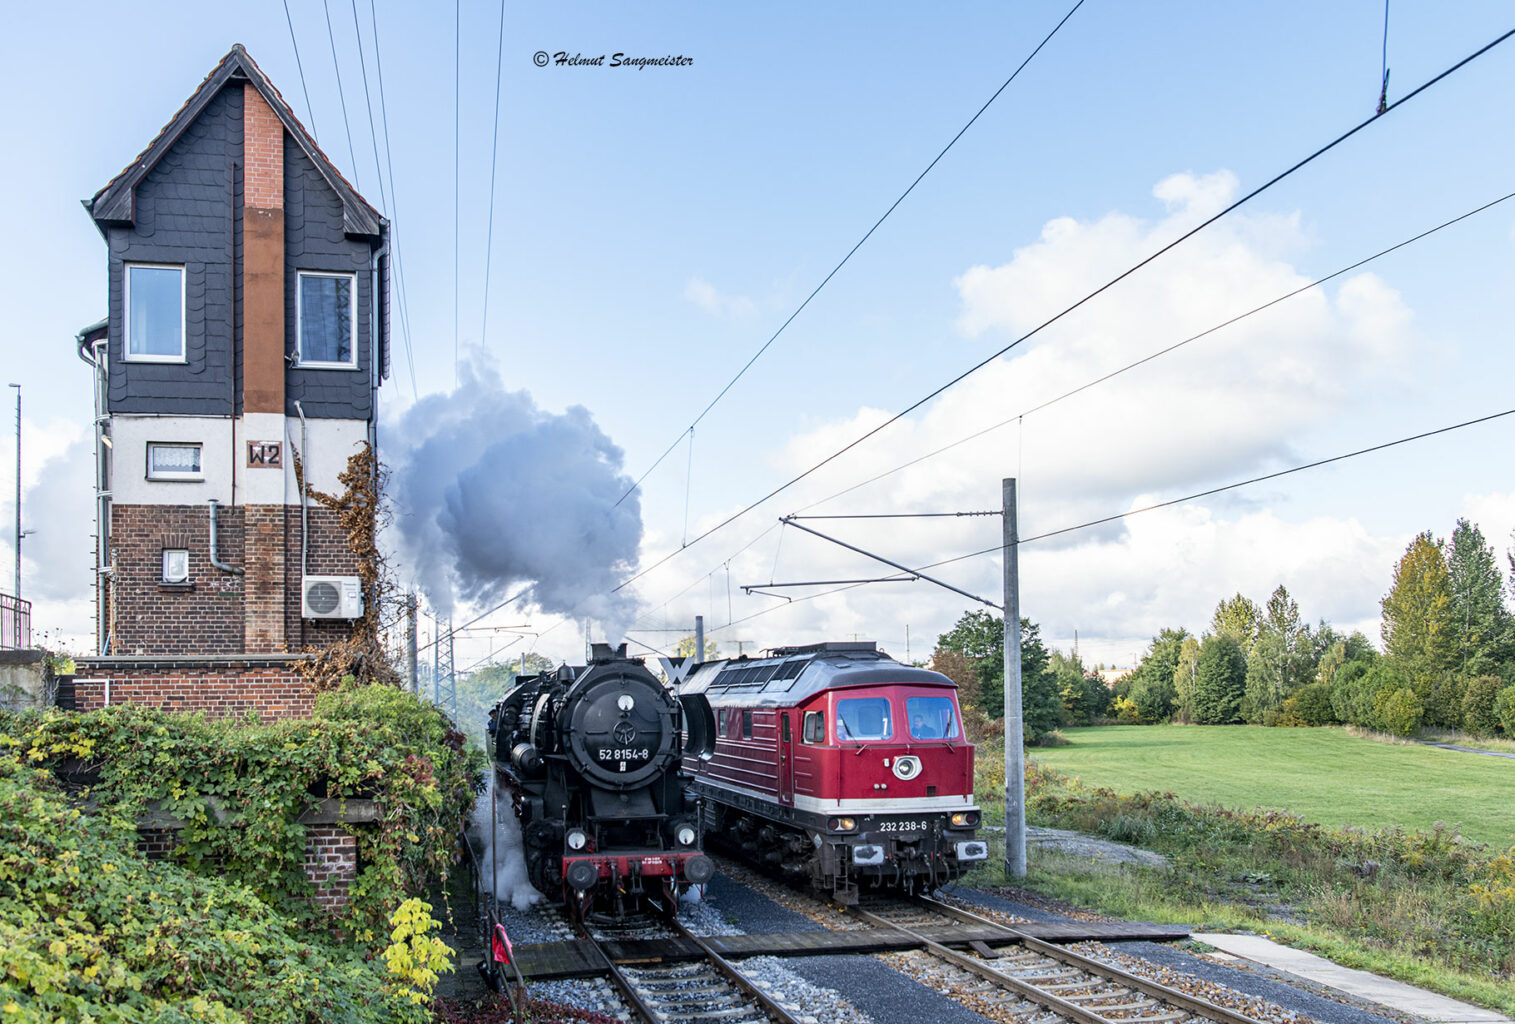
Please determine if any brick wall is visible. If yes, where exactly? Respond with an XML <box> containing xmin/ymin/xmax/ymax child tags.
<box><xmin>304</xmin><ymin>825</ymin><xmax>358</xmax><ymax>912</ymax></box>
<box><xmin>74</xmin><ymin>655</ymin><xmax>315</xmax><ymax>719</ymax></box>
<box><xmin>135</xmin><ymin>823</ymin><xmax>358</xmax><ymax>915</ymax></box>
<box><xmin>109</xmin><ymin>503</ymin><xmax>356</xmax><ymax>656</ymax></box>
<box><xmin>110</xmin><ymin>504</ymin><xmax>245</xmax><ymax>655</ymax></box>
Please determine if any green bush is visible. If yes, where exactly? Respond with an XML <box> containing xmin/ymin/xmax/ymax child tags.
<box><xmin>1461</xmin><ymin>676</ymin><xmax>1505</xmax><ymax>737</ymax></box>
<box><xmin>5</xmin><ymin>683</ymin><xmax>485</xmax><ymax>942</ymax></box>
<box><xmin>1025</xmin><ymin>764</ymin><xmax>1515</xmax><ymax>981</ymax></box>
<box><xmin>1496</xmin><ymin>686</ymin><xmax>1515</xmax><ymax>737</ymax></box>
<box><xmin>1373</xmin><ymin>687</ymin><xmax>1423</xmax><ymax>737</ymax></box>
<box><xmin>1280</xmin><ymin>681</ymin><xmax>1337</xmax><ymax>726</ymax></box>
<box><xmin>0</xmin><ymin>748</ymin><xmax>425</xmax><ymax>1023</ymax></box>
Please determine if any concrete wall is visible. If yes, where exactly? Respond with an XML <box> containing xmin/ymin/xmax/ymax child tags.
<box><xmin>0</xmin><ymin>650</ymin><xmax>48</xmax><ymax>711</ymax></box>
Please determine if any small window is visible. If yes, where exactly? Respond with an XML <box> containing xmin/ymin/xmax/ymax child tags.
<box><xmin>161</xmin><ymin>549</ymin><xmax>189</xmax><ymax>584</ymax></box>
<box><xmin>146</xmin><ymin>442</ymin><xmax>203</xmax><ymax>481</ymax></box>
<box><xmin>836</xmin><ymin>697</ymin><xmax>893</xmax><ymax>741</ymax></box>
<box><xmin>803</xmin><ymin>711</ymin><xmax>825</xmax><ymax>744</ymax></box>
<box><xmin>906</xmin><ymin>696</ymin><xmax>960</xmax><ymax>740</ymax></box>
<box><xmin>125</xmin><ymin>264</ymin><xmax>185</xmax><ymax>361</ymax></box>
<box><xmin>742</xmin><ymin>710</ymin><xmax>753</xmax><ymax>739</ymax></box>
<box><xmin>781</xmin><ymin>715</ymin><xmax>791</xmax><ymax>742</ymax></box>
<box><xmin>298</xmin><ymin>271</ymin><xmax>356</xmax><ymax>367</ymax></box>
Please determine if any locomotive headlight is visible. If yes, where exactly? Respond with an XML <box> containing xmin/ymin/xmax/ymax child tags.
<box><xmin>676</xmin><ymin>825</ymin><xmax>697</xmax><ymax>847</ymax></box>
<box><xmin>950</xmin><ymin>811</ymin><xmax>980</xmax><ymax>828</ymax></box>
<box><xmin>566</xmin><ymin>829</ymin><xmax>588</xmax><ymax>851</ymax></box>
<box><xmin>617</xmin><ymin>694</ymin><xmax>635</xmax><ymax>712</ymax></box>
<box><xmin>828</xmin><ymin>817</ymin><xmax>856</xmax><ymax>832</ymax></box>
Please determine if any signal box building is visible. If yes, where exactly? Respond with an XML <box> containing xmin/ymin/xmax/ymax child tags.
<box><xmin>73</xmin><ymin>45</ymin><xmax>390</xmax><ymax>717</ymax></box>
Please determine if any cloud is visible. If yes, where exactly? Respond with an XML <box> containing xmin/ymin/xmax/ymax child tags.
<box><xmin>0</xmin><ymin>428</ymin><xmax>98</xmax><ymax>652</ymax></box>
<box><xmin>683</xmin><ymin>275</ymin><xmax>757</xmax><ymax>318</ymax></box>
<box><xmin>631</xmin><ymin>170</ymin><xmax>1425</xmax><ymax>667</ymax></box>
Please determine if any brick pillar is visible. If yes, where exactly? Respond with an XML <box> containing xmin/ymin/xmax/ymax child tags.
<box><xmin>242</xmin><ymin>85</ymin><xmax>288</xmax><ymax>652</ymax></box>
<box><xmin>242</xmin><ymin>82</ymin><xmax>286</xmax><ymax>417</ymax></box>
<box><xmin>243</xmin><ymin>506</ymin><xmax>287</xmax><ymax>653</ymax></box>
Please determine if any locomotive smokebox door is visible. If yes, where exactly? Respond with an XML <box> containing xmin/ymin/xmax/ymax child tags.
<box><xmin>565</xmin><ymin>671</ymin><xmax>677</xmax><ymax>788</ymax></box>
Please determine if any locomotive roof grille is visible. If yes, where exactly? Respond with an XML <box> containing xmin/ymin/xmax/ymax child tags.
<box><xmin>679</xmin><ymin>642</ymin><xmax>954</xmax><ymax>707</ymax></box>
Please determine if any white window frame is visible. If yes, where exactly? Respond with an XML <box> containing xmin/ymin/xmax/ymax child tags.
<box><xmin>123</xmin><ymin>262</ymin><xmax>187</xmax><ymax>363</ymax></box>
<box><xmin>161</xmin><ymin>549</ymin><xmax>190</xmax><ymax>584</ymax></box>
<box><xmin>296</xmin><ymin>270</ymin><xmax>359</xmax><ymax>369</ymax></box>
<box><xmin>145</xmin><ymin>442</ymin><xmax>204</xmax><ymax>482</ymax></box>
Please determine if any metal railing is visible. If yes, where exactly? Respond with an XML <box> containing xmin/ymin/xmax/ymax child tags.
<box><xmin>0</xmin><ymin>593</ymin><xmax>31</xmax><ymax>650</ymax></box>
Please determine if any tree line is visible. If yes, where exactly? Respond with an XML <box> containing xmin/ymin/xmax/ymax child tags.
<box><xmin>932</xmin><ymin>517</ymin><xmax>1515</xmax><ymax>741</ymax></box>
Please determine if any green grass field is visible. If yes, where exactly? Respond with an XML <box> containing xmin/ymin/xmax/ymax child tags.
<box><xmin>1028</xmin><ymin>725</ymin><xmax>1515</xmax><ymax>847</ymax></box>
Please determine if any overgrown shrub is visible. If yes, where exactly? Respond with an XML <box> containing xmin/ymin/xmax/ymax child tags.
<box><xmin>0</xmin><ymin>748</ymin><xmax>425</xmax><ymax>1023</ymax></box>
<box><xmin>1279</xmin><ymin>681</ymin><xmax>1337</xmax><ymax>726</ymax></box>
<box><xmin>1461</xmin><ymin>676</ymin><xmax>1505</xmax><ymax>736</ymax></box>
<box><xmin>4</xmin><ymin>683</ymin><xmax>484</xmax><ymax>942</ymax></box>
<box><xmin>1024</xmin><ymin>763</ymin><xmax>1515</xmax><ymax>980</ymax></box>
<box><xmin>1494</xmin><ymin>685</ymin><xmax>1515</xmax><ymax>737</ymax></box>
<box><xmin>1373</xmin><ymin>686</ymin><xmax>1423</xmax><ymax>737</ymax></box>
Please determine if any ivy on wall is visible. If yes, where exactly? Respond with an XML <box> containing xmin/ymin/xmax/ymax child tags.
<box><xmin>5</xmin><ymin>683</ymin><xmax>483</xmax><ymax>942</ymax></box>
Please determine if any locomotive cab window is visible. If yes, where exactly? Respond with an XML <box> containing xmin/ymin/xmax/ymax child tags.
<box><xmin>906</xmin><ymin>696</ymin><xmax>960</xmax><ymax>740</ymax></box>
<box><xmin>836</xmin><ymin>697</ymin><xmax>893</xmax><ymax>741</ymax></box>
<box><xmin>802</xmin><ymin>711</ymin><xmax>825</xmax><ymax>744</ymax></box>
<box><xmin>742</xmin><ymin>710</ymin><xmax>753</xmax><ymax>739</ymax></box>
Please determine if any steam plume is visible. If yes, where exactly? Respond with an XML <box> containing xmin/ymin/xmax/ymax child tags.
<box><xmin>389</xmin><ymin>358</ymin><xmax>642</xmax><ymax>629</ymax></box>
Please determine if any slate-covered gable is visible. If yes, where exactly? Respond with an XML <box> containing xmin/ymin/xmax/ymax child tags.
<box><xmin>107</xmin><ymin>85</ymin><xmax>242</xmax><ymax>416</ymax></box>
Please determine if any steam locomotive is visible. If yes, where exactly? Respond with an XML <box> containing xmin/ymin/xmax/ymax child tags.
<box><xmin>491</xmin><ymin>643</ymin><xmax>717</xmax><ymax>920</ymax></box>
<box><xmin>671</xmin><ymin>642</ymin><xmax>987</xmax><ymax>903</ymax></box>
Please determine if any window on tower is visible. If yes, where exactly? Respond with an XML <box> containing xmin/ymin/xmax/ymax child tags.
<box><xmin>297</xmin><ymin>271</ymin><xmax>357</xmax><ymax>367</ymax></box>
<box><xmin>124</xmin><ymin>264</ymin><xmax>185</xmax><ymax>361</ymax></box>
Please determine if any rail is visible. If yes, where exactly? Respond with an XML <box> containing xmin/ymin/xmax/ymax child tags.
<box><xmin>849</xmin><ymin>895</ymin><xmax>1271</xmax><ymax>1024</ymax></box>
<box><xmin>0</xmin><ymin>593</ymin><xmax>30</xmax><ymax>650</ymax></box>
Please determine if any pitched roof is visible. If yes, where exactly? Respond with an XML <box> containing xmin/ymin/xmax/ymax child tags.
<box><xmin>86</xmin><ymin>44</ymin><xmax>385</xmax><ymax>239</ymax></box>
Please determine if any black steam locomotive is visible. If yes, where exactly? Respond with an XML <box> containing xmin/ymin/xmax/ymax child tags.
<box><xmin>491</xmin><ymin>643</ymin><xmax>717</xmax><ymax>920</ymax></box>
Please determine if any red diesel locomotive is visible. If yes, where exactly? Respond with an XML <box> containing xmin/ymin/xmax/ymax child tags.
<box><xmin>674</xmin><ymin>642</ymin><xmax>987</xmax><ymax>902</ymax></box>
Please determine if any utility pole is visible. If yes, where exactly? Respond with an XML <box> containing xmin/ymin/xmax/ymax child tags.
<box><xmin>694</xmin><ymin>615</ymin><xmax>704</xmax><ymax>662</ymax></box>
<box><xmin>406</xmin><ymin>592</ymin><xmax>418</xmax><ymax>694</ymax></box>
<box><xmin>8</xmin><ymin>384</ymin><xmax>19</xmax><ymax>600</ymax></box>
<box><xmin>1003</xmin><ymin>477</ymin><xmax>1026</xmax><ymax>879</ymax></box>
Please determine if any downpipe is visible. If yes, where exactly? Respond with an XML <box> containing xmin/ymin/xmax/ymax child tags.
<box><xmin>207</xmin><ymin>499</ymin><xmax>243</xmax><ymax>575</ymax></box>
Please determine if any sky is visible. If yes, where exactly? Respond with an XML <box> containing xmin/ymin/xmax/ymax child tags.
<box><xmin>2</xmin><ymin>1</ymin><xmax>1514</xmax><ymax>673</ymax></box>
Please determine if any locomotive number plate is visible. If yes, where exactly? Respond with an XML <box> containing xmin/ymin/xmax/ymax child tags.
<box><xmin>598</xmin><ymin>748</ymin><xmax>651</xmax><ymax>762</ymax></box>
<box><xmin>877</xmin><ymin>819</ymin><xmax>929</xmax><ymax>833</ymax></box>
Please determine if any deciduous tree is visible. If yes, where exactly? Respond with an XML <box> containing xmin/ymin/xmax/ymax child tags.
<box><xmin>1447</xmin><ymin>519</ymin><xmax>1513</xmax><ymax>675</ymax></box>
<box><xmin>1382</xmin><ymin>532</ymin><xmax>1455</xmax><ymax>692</ymax></box>
<box><xmin>1210</xmin><ymin>593</ymin><xmax>1261</xmax><ymax>660</ymax></box>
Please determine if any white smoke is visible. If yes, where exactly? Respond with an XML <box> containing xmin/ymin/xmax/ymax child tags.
<box><xmin>388</xmin><ymin>356</ymin><xmax>642</xmax><ymax>631</ymax></box>
<box><xmin>470</xmin><ymin>783</ymin><xmax>543</xmax><ymax>912</ymax></box>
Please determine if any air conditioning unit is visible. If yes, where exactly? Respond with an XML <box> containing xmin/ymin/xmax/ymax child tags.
<box><xmin>302</xmin><ymin>576</ymin><xmax>364</xmax><ymax>619</ymax></box>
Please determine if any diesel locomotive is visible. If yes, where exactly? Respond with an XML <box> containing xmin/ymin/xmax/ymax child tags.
<box><xmin>671</xmin><ymin>641</ymin><xmax>987</xmax><ymax>903</ymax></box>
<box><xmin>491</xmin><ymin>643</ymin><xmax>716</xmax><ymax>920</ymax></box>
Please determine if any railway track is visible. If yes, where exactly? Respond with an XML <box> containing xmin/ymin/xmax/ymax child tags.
<box><xmin>850</xmin><ymin>894</ymin><xmax>1272</xmax><ymax>1024</ymax></box>
<box><xmin>576</xmin><ymin>915</ymin><xmax>805</xmax><ymax>1024</ymax></box>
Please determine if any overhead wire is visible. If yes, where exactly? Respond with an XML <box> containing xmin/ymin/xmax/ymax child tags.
<box><xmin>366</xmin><ymin>0</ymin><xmax>420</xmax><ymax>400</ymax></box>
<box><xmin>480</xmin><ymin>0</ymin><xmax>507</xmax><ymax>350</ymax></box>
<box><xmin>612</xmin><ymin>0</ymin><xmax>1088</xmax><ymax>508</ymax></box>
<box><xmin>320</xmin><ymin>0</ymin><xmax>361</xmax><ymax>190</ymax></box>
<box><xmin>706</xmin><ymin>403</ymin><xmax>1515</xmax><ymax>636</ymax></box>
<box><xmin>453</xmin><ymin>0</ymin><xmax>461</xmax><ymax>389</ymax></box>
<box><xmin>281</xmin><ymin>0</ymin><xmax>318</xmax><ymax>138</ymax></box>
<box><xmin>788</xmin><ymin>187</ymin><xmax>1515</xmax><ymax>517</ymax></box>
<box><xmin>609</xmin><ymin>26</ymin><xmax>1515</xmax><ymax>598</ymax></box>
<box><xmin>348</xmin><ymin>0</ymin><xmax>418</xmax><ymax>401</ymax></box>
